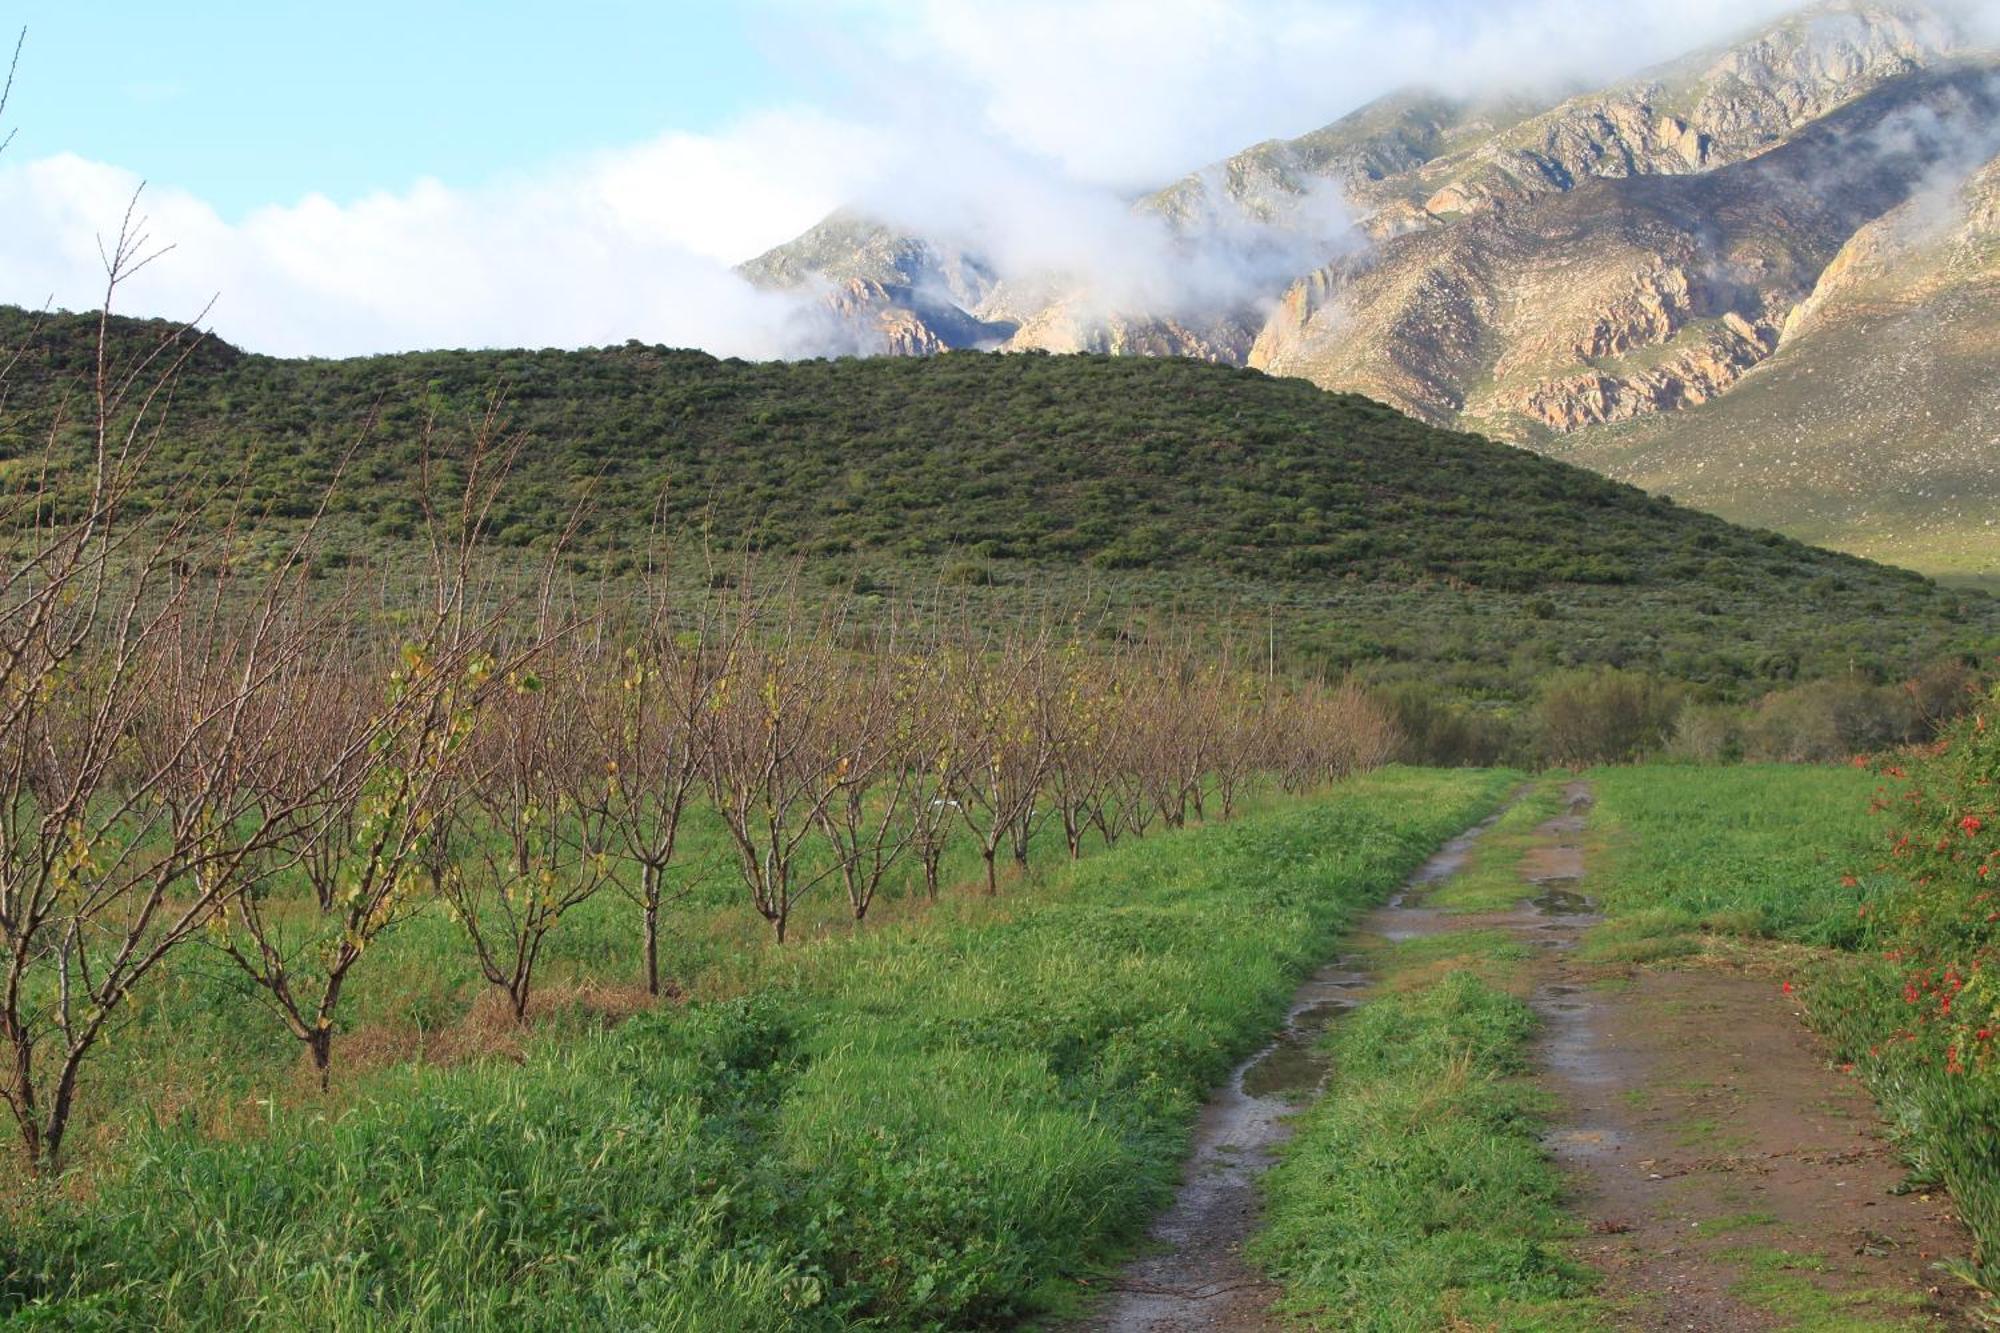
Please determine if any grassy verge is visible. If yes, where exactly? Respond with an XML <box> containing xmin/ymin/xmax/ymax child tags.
<box><xmin>1580</xmin><ymin>765</ymin><xmax>1880</xmax><ymax>957</ymax></box>
<box><xmin>1</xmin><ymin>768</ymin><xmax>1515</xmax><ymax>1331</ymax></box>
<box><xmin>1253</xmin><ymin>786</ymin><xmax>1601</xmax><ymax>1331</ymax></box>
<box><xmin>1420</xmin><ymin>783</ymin><xmax>1564</xmax><ymax>914</ymax></box>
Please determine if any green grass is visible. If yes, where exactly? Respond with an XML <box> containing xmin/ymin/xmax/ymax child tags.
<box><xmin>1693</xmin><ymin>1211</ymin><xmax>1780</xmax><ymax>1237</ymax></box>
<box><xmin>0</xmin><ymin>768</ymin><xmax>1516</xmax><ymax>1330</ymax></box>
<box><xmin>1582</xmin><ymin>765</ymin><xmax>1884</xmax><ymax>951</ymax></box>
<box><xmin>1722</xmin><ymin>1246</ymin><xmax>1931</xmax><ymax>1332</ymax></box>
<box><xmin>1420</xmin><ymin>784</ymin><xmax>1564</xmax><ymax>913</ymax></box>
<box><xmin>1252</xmin><ymin>962</ymin><xmax>1599</xmax><ymax>1331</ymax></box>
<box><xmin>1252</xmin><ymin>782</ymin><xmax>1603</xmax><ymax>1330</ymax></box>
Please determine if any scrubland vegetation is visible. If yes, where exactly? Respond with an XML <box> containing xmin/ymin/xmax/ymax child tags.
<box><xmin>3</xmin><ymin>305</ymin><xmax>1993</xmax><ymax>715</ymax></box>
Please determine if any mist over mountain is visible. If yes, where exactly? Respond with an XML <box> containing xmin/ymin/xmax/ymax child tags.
<box><xmin>744</xmin><ymin>0</ymin><xmax>2000</xmax><ymax>583</ymax></box>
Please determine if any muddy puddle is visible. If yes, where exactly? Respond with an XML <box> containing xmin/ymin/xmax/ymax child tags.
<box><xmin>1068</xmin><ymin>809</ymin><xmax>1514</xmax><ymax>1332</ymax></box>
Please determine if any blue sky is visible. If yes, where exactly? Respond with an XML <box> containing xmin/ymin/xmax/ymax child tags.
<box><xmin>0</xmin><ymin>0</ymin><xmax>1810</xmax><ymax>356</ymax></box>
<box><xmin>4</xmin><ymin>2</ymin><xmax>804</xmax><ymax>219</ymax></box>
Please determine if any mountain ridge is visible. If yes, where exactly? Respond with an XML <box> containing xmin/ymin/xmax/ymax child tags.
<box><xmin>742</xmin><ymin>0</ymin><xmax>2000</xmax><ymax>580</ymax></box>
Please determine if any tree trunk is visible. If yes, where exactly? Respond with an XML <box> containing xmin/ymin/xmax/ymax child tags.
<box><xmin>41</xmin><ymin>1052</ymin><xmax>85</xmax><ymax>1177</ymax></box>
<box><xmin>5</xmin><ymin>1025</ymin><xmax>41</xmax><ymax>1175</ymax></box>
<box><xmin>642</xmin><ymin>865</ymin><xmax>662</xmax><ymax>998</ymax></box>
<box><xmin>308</xmin><ymin>1027</ymin><xmax>334</xmax><ymax>1093</ymax></box>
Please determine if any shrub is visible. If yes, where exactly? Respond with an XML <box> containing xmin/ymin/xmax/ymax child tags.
<box><xmin>1533</xmin><ymin>668</ymin><xmax>1681</xmax><ymax>767</ymax></box>
<box><xmin>1814</xmin><ymin>686</ymin><xmax>2000</xmax><ymax>1291</ymax></box>
<box><xmin>1376</xmin><ymin>682</ymin><xmax>1520</xmax><ymax>768</ymax></box>
<box><xmin>1665</xmin><ymin>700</ymin><xmax>1741</xmax><ymax>764</ymax></box>
<box><xmin>1743</xmin><ymin>678</ymin><xmax>1917</xmax><ymax>762</ymax></box>
<box><xmin>938</xmin><ymin>560</ymin><xmax>994</xmax><ymax>587</ymax></box>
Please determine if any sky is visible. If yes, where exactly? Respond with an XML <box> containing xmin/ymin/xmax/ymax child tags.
<box><xmin>0</xmin><ymin>0</ymin><xmax>1863</xmax><ymax>358</ymax></box>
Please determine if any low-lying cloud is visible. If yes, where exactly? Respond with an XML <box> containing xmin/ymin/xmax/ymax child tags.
<box><xmin>2</xmin><ymin>0</ymin><xmax>1994</xmax><ymax>358</ymax></box>
<box><xmin>0</xmin><ymin>109</ymin><xmax>884</xmax><ymax>358</ymax></box>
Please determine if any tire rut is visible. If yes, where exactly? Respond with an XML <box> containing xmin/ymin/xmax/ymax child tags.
<box><xmin>1526</xmin><ymin>783</ymin><xmax>1978</xmax><ymax>1332</ymax></box>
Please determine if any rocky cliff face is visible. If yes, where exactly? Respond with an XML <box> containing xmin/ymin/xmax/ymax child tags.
<box><xmin>1545</xmin><ymin>149</ymin><xmax>2000</xmax><ymax>583</ymax></box>
<box><xmin>739</xmin><ymin>2</ymin><xmax>2000</xmax><ymax>575</ymax></box>
<box><xmin>739</xmin><ymin>211</ymin><xmax>1017</xmax><ymax>354</ymax></box>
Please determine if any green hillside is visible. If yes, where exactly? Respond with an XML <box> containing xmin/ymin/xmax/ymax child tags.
<box><xmin>0</xmin><ymin>306</ymin><xmax>1991</xmax><ymax>698</ymax></box>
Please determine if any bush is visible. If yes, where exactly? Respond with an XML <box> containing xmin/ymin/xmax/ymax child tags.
<box><xmin>1665</xmin><ymin>700</ymin><xmax>1741</xmax><ymax>764</ymax></box>
<box><xmin>1813</xmin><ymin>686</ymin><xmax>2000</xmax><ymax>1290</ymax></box>
<box><xmin>938</xmin><ymin>560</ymin><xmax>994</xmax><ymax>587</ymax></box>
<box><xmin>1742</xmin><ymin>678</ymin><xmax>1916</xmax><ymax>762</ymax></box>
<box><xmin>1533</xmin><ymin>668</ymin><xmax>1681</xmax><ymax>767</ymax></box>
<box><xmin>1375</xmin><ymin>682</ymin><xmax>1520</xmax><ymax>768</ymax></box>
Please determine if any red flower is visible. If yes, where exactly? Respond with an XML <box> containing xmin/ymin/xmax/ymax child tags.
<box><xmin>1963</xmin><ymin>816</ymin><xmax>1986</xmax><ymax>836</ymax></box>
<box><xmin>1781</xmin><ymin>981</ymin><xmax>1794</xmax><ymax>995</ymax></box>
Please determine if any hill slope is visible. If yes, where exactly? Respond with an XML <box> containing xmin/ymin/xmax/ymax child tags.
<box><xmin>1</xmin><ymin>307</ymin><xmax>1991</xmax><ymax>699</ymax></box>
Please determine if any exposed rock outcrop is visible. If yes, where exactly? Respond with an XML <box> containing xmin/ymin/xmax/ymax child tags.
<box><xmin>735</xmin><ymin>2</ymin><xmax>2000</xmax><ymax>576</ymax></box>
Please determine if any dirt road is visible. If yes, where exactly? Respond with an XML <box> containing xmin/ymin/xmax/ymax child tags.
<box><xmin>1061</xmin><ymin>783</ymin><xmax>1976</xmax><ymax>1331</ymax></box>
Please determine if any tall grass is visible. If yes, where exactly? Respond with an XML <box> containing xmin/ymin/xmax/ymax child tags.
<box><xmin>2</xmin><ymin>768</ymin><xmax>1514</xmax><ymax>1330</ymax></box>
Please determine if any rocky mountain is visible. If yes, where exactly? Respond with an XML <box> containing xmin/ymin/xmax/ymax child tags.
<box><xmin>740</xmin><ymin>1</ymin><xmax>2000</xmax><ymax>583</ymax></box>
<box><xmin>1546</xmin><ymin>146</ymin><xmax>2000</xmax><ymax>586</ymax></box>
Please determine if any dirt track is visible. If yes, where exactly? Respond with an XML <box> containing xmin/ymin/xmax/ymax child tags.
<box><xmin>1061</xmin><ymin>784</ymin><xmax>1977</xmax><ymax>1331</ymax></box>
<box><xmin>1062</xmin><ymin>813</ymin><xmax>1509</xmax><ymax>1332</ymax></box>
<box><xmin>1528</xmin><ymin>789</ymin><xmax>1975</xmax><ymax>1331</ymax></box>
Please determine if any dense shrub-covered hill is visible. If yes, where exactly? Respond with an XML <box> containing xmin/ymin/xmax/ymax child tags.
<box><xmin>1</xmin><ymin>306</ymin><xmax>1992</xmax><ymax>696</ymax></box>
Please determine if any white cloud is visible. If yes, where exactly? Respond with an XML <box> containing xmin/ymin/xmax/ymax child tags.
<box><xmin>809</xmin><ymin>0</ymin><xmax>1815</xmax><ymax>190</ymax></box>
<box><xmin>0</xmin><ymin>108</ymin><xmax>881</xmax><ymax>357</ymax></box>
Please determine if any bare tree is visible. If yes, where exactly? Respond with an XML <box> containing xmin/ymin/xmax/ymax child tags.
<box><xmin>814</xmin><ymin>630</ymin><xmax>925</xmax><ymax>922</ymax></box>
<box><xmin>206</xmin><ymin>413</ymin><xmax>539</xmax><ymax>1081</ymax></box>
<box><xmin>944</xmin><ymin>631</ymin><xmax>1059</xmax><ymax>895</ymax></box>
<box><xmin>698</xmin><ymin>588</ymin><xmax>852</xmax><ymax>942</ymax></box>
<box><xmin>445</xmin><ymin>661</ymin><xmax>612</xmax><ymax>1022</ymax></box>
<box><xmin>899</xmin><ymin>635</ymin><xmax>960</xmax><ymax>901</ymax></box>
<box><xmin>567</xmin><ymin>557</ymin><xmax>718</xmax><ymax>996</ymax></box>
<box><xmin>0</xmin><ymin>217</ymin><xmax>345</xmax><ymax>1171</ymax></box>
